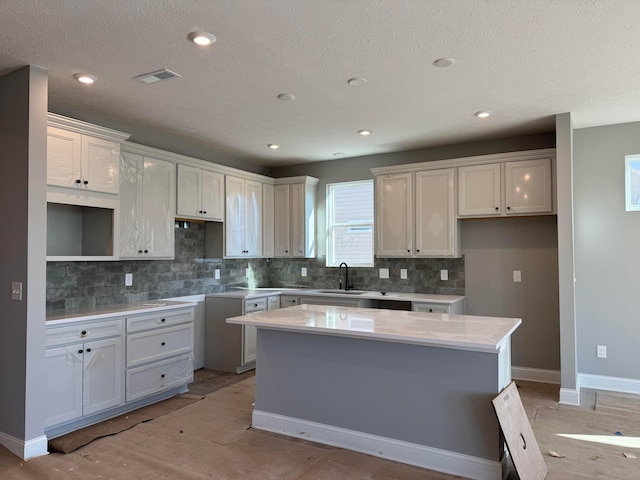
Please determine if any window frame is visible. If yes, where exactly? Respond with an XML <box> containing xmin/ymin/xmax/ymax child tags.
<box><xmin>625</xmin><ymin>154</ymin><xmax>640</xmax><ymax>211</ymax></box>
<box><xmin>326</xmin><ymin>179</ymin><xmax>374</xmax><ymax>267</ymax></box>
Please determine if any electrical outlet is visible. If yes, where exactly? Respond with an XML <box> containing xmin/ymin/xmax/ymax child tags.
<box><xmin>125</xmin><ymin>273</ymin><xmax>133</xmax><ymax>287</ymax></box>
<box><xmin>301</xmin><ymin>267</ymin><xmax>307</xmax><ymax>277</ymax></box>
<box><xmin>246</xmin><ymin>268</ymin><xmax>251</xmax><ymax>278</ymax></box>
<box><xmin>440</xmin><ymin>269</ymin><xmax>448</xmax><ymax>281</ymax></box>
<box><xmin>379</xmin><ymin>268</ymin><xmax>389</xmax><ymax>279</ymax></box>
<box><xmin>214</xmin><ymin>269</ymin><xmax>220</xmax><ymax>280</ymax></box>
<box><xmin>11</xmin><ymin>282</ymin><xmax>22</xmax><ymax>301</ymax></box>
<box><xmin>513</xmin><ymin>270</ymin><xmax>522</xmax><ymax>283</ymax></box>
<box><xmin>400</xmin><ymin>269</ymin><xmax>408</xmax><ymax>280</ymax></box>
<box><xmin>597</xmin><ymin>345</ymin><xmax>607</xmax><ymax>358</ymax></box>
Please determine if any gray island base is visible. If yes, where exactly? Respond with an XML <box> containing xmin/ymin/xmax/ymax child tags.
<box><xmin>227</xmin><ymin>305</ymin><xmax>521</xmax><ymax>480</ymax></box>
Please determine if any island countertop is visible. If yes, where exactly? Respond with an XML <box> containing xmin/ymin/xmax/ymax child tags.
<box><xmin>227</xmin><ymin>304</ymin><xmax>520</xmax><ymax>353</ymax></box>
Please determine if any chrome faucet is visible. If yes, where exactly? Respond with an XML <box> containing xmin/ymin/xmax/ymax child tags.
<box><xmin>338</xmin><ymin>262</ymin><xmax>353</xmax><ymax>290</ymax></box>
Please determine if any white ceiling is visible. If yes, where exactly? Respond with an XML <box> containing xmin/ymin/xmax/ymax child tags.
<box><xmin>2</xmin><ymin>1</ymin><xmax>639</xmax><ymax>167</ymax></box>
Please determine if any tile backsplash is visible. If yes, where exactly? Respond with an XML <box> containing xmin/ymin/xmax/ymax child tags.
<box><xmin>47</xmin><ymin>222</ymin><xmax>464</xmax><ymax>310</ymax></box>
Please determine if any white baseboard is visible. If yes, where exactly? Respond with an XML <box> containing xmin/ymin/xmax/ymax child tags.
<box><xmin>511</xmin><ymin>366</ymin><xmax>560</xmax><ymax>384</ymax></box>
<box><xmin>0</xmin><ymin>432</ymin><xmax>48</xmax><ymax>460</ymax></box>
<box><xmin>578</xmin><ymin>373</ymin><xmax>640</xmax><ymax>395</ymax></box>
<box><xmin>559</xmin><ymin>388</ymin><xmax>580</xmax><ymax>406</ymax></box>
<box><xmin>252</xmin><ymin>410</ymin><xmax>502</xmax><ymax>480</ymax></box>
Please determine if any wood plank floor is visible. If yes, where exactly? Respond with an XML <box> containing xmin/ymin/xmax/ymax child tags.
<box><xmin>1</xmin><ymin>373</ymin><xmax>638</xmax><ymax>479</ymax></box>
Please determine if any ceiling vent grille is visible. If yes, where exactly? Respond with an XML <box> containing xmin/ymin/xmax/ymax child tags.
<box><xmin>133</xmin><ymin>68</ymin><xmax>181</xmax><ymax>84</ymax></box>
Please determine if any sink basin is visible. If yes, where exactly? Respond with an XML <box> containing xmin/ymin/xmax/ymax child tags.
<box><xmin>308</xmin><ymin>289</ymin><xmax>367</xmax><ymax>295</ymax></box>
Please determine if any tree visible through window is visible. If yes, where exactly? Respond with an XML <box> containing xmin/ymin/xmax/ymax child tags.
<box><xmin>326</xmin><ymin>180</ymin><xmax>374</xmax><ymax>267</ymax></box>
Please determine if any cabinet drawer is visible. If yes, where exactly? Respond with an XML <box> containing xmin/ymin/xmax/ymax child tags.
<box><xmin>126</xmin><ymin>353</ymin><xmax>193</xmax><ymax>403</ymax></box>
<box><xmin>412</xmin><ymin>303</ymin><xmax>450</xmax><ymax>314</ymax></box>
<box><xmin>46</xmin><ymin>319</ymin><xmax>123</xmax><ymax>348</ymax></box>
<box><xmin>244</xmin><ymin>298</ymin><xmax>267</xmax><ymax>313</ymax></box>
<box><xmin>127</xmin><ymin>324</ymin><xmax>194</xmax><ymax>367</ymax></box>
<box><xmin>126</xmin><ymin>308</ymin><xmax>194</xmax><ymax>333</ymax></box>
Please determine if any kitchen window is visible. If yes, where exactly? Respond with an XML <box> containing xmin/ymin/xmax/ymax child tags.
<box><xmin>326</xmin><ymin>180</ymin><xmax>374</xmax><ymax>267</ymax></box>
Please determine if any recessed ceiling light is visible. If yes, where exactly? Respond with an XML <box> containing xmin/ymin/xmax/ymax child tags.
<box><xmin>433</xmin><ymin>57</ymin><xmax>455</xmax><ymax>68</ymax></box>
<box><xmin>358</xmin><ymin>129</ymin><xmax>372</xmax><ymax>136</ymax></box>
<box><xmin>474</xmin><ymin>110</ymin><xmax>492</xmax><ymax>118</ymax></box>
<box><xmin>333</xmin><ymin>152</ymin><xmax>346</xmax><ymax>157</ymax></box>
<box><xmin>347</xmin><ymin>77</ymin><xmax>367</xmax><ymax>86</ymax></box>
<box><xmin>277</xmin><ymin>93</ymin><xmax>296</xmax><ymax>101</ymax></box>
<box><xmin>267</xmin><ymin>144</ymin><xmax>280</xmax><ymax>149</ymax></box>
<box><xmin>73</xmin><ymin>73</ymin><xmax>97</xmax><ymax>84</ymax></box>
<box><xmin>188</xmin><ymin>31</ymin><xmax>216</xmax><ymax>46</ymax></box>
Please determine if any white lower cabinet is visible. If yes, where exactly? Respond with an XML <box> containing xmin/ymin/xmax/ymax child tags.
<box><xmin>45</xmin><ymin>321</ymin><xmax>124</xmax><ymax>428</ymax></box>
<box><xmin>125</xmin><ymin>308</ymin><xmax>194</xmax><ymax>402</ymax></box>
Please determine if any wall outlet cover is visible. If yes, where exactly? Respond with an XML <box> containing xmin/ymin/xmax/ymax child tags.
<box><xmin>513</xmin><ymin>270</ymin><xmax>522</xmax><ymax>283</ymax></box>
<box><xmin>301</xmin><ymin>267</ymin><xmax>307</xmax><ymax>277</ymax></box>
<box><xmin>597</xmin><ymin>345</ymin><xmax>607</xmax><ymax>358</ymax></box>
<box><xmin>214</xmin><ymin>269</ymin><xmax>220</xmax><ymax>280</ymax></box>
<box><xmin>440</xmin><ymin>269</ymin><xmax>448</xmax><ymax>281</ymax></box>
<box><xmin>379</xmin><ymin>268</ymin><xmax>389</xmax><ymax>279</ymax></box>
<box><xmin>125</xmin><ymin>273</ymin><xmax>133</xmax><ymax>287</ymax></box>
<box><xmin>400</xmin><ymin>269</ymin><xmax>408</xmax><ymax>280</ymax></box>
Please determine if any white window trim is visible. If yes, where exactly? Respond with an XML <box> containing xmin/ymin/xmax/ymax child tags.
<box><xmin>625</xmin><ymin>154</ymin><xmax>640</xmax><ymax>211</ymax></box>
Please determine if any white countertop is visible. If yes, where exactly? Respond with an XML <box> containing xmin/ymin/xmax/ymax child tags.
<box><xmin>207</xmin><ymin>288</ymin><xmax>465</xmax><ymax>305</ymax></box>
<box><xmin>227</xmin><ymin>304</ymin><xmax>520</xmax><ymax>353</ymax></box>
<box><xmin>46</xmin><ymin>300</ymin><xmax>197</xmax><ymax>325</ymax></box>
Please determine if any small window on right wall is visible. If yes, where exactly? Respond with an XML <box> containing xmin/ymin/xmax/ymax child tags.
<box><xmin>625</xmin><ymin>155</ymin><xmax>640</xmax><ymax>211</ymax></box>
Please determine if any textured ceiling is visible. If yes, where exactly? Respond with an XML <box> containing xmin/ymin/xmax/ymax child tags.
<box><xmin>1</xmin><ymin>1</ymin><xmax>639</xmax><ymax>167</ymax></box>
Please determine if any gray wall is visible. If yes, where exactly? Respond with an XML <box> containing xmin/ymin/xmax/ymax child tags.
<box><xmin>461</xmin><ymin>216</ymin><xmax>560</xmax><ymax>370</ymax></box>
<box><xmin>573</xmin><ymin>122</ymin><xmax>640</xmax><ymax>379</ymax></box>
<box><xmin>0</xmin><ymin>67</ymin><xmax>47</xmax><ymax>444</ymax></box>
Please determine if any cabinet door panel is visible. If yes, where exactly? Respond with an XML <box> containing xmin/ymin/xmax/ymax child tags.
<box><xmin>262</xmin><ymin>184</ymin><xmax>275</xmax><ymax>258</ymax></box>
<box><xmin>376</xmin><ymin>174</ymin><xmax>413</xmax><ymax>256</ymax></box>
<box><xmin>244</xmin><ymin>180</ymin><xmax>263</xmax><ymax>256</ymax></box>
<box><xmin>83</xmin><ymin>337</ymin><xmax>124</xmax><ymax>416</ymax></box>
<box><xmin>290</xmin><ymin>183</ymin><xmax>305</xmax><ymax>256</ymax></box>
<box><xmin>47</xmin><ymin>126</ymin><xmax>82</xmax><ymax>188</ymax></box>
<box><xmin>415</xmin><ymin>169</ymin><xmax>455</xmax><ymax>256</ymax></box>
<box><xmin>176</xmin><ymin>164</ymin><xmax>202</xmax><ymax>218</ymax></box>
<box><xmin>201</xmin><ymin>170</ymin><xmax>224</xmax><ymax>221</ymax></box>
<box><xmin>45</xmin><ymin>344</ymin><xmax>83</xmax><ymax>427</ymax></box>
<box><xmin>458</xmin><ymin>163</ymin><xmax>501</xmax><ymax>216</ymax></box>
<box><xmin>82</xmin><ymin>136</ymin><xmax>120</xmax><ymax>194</ymax></box>
<box><xmin>505</xmin><ymin>159</ymin><xmax>552</xmax><ymax>214</ymax></box>
<box><xmin>242</xmin><ymin>325</ymin><xmax>257</xmax><ymax>364</ymax></box>
<box><xmin>119</xmin><ymin>152</ymin><xmax>143</xmax><ymax>258</ymax></box>
<box><xmin>142</xmin><ymin>157</ymin><xmax>175</xmax><ymax>258</ymax></box>
<box><xmin>274</xmin><ymin>185</ymin><xmax>290</xmax><ymax>256</ymax></box>
<box><xmin>225</xmin><ymin>175</ymin><xmax>245</xmax><ymax>257</ymax></box>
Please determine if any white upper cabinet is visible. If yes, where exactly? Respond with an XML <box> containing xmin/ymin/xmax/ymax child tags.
<box><xmin>47</xmin><ymin>125</ymin><xmax>121</xmax><ymax>195</ymax></box>
<box><xmin>415</xmin><ymin>169</ymin><xmax>457</xmax><ymax>257</ymax></box>
<box><xmin>376</xmin><ymin>170</ymin><xmax>458</xmax><ymax>258</ymax></box>
<box><xmin>225</xmin><ymin>175</ymin><xmax>263</xmax><ymax>257</ymax></box>
<box><xmin>375</xmin><ymin>173</ymin><xmax>413</xmax><ymax>257</ymax></box>
<box><xmin>120</xmin><ymin>152</ymin><xmax>175</xmax><ymax>259</ymax></box>
<box><xmin>504</xmin><ymin>158</ymin><xmax>553</xmax><ymax>214</ymax></box>
<box><xmin>458</xmin><ymin>163</ymin><xmax>501</xmax><ymax>216</ymax></box>
<box><xmin>262</xmin><ymin>183</ymin><xmax>275</xmax><ymax>258</ymax></box>
<box><xmin>176</xmin><ymin>164</ymin><xmax>224</xmax><ymax>221</ymax></box>
<box><xmin>273</xmin><ymin>177</ymin><xmax>318</xmax><ymax>258</ymax></box>
<box><xmin>458</xmin><ymin>158</ymin><xmax>552</xmax><ymax>217</ymax></box>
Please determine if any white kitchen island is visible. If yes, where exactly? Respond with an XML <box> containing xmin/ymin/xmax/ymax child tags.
<box><xmin>227</xmin><ymin>304</ymin><xmax>521</xmax><ymax>480</ymax></box>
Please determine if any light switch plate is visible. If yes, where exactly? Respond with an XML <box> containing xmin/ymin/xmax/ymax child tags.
<box><xmin>125</xmin><ymin>273</ymin><xmax>133</xmax><ymax>287</ymax></box>
<box><xmin>379</xmin><ymin>268</ymin><xmax>389</xmax><ymax>279</ymax></box>
<box><xmin>440</xmin><ymin>269</ymin><xmax>448</xmax><ymax>281</ymax></box>
<box><xmin>513</xmin><ymin>270</ymin><xmax>522</xmax><ymax>283</ymax></box>
<box><xmin>11</xmin><ymin>282</ymin><xmax>22</xmax><ymax>301</ymax></box>
<box><xmin>214</xmin><ymin>269</ymin><xmax>220</xmax><ymax>280</ymax></box>
<box><xmin>400</xmin><ymin>269</ymin><xmax>408</xmax><ymax>280</ymax></box>
<box><xmin>301</xmin><ymin>267</ymin><xmax>307</xmax><ymax>277</ymax></box>
<box><xmin>597</xmin><ymin>345</ymin><xmax>607</xmax><ymax>358</ymax></box>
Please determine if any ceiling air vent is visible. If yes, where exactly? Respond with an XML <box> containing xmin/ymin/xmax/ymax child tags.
<box><xmin>133</xmin><ymin>68</ymin><xmax>181</xmax><ymax>84</ymax></box>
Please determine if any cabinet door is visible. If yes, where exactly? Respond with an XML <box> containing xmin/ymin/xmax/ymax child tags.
<box><xmin>225</xmin><ymin>175</ymin><xmax>245</xmax><ymax>257</ymax></box>
<box><xmin>458</xmin><ymin>163</ymin><xmax>501</xmax><ymax>216</ymax></box>
<box><xmin>45</xmin><ymin>344</ymin><xmax>83</xmax><ymax>427</ymax></box>
<box><xmin>141</xmin><ymin>157</ymin><xmax>175</xmax><ymax>258</ymax></box>
<box><xmin>290</xmin><ymin>183</ymin><xmax>306</xmax><ymax>257</ymax></box>
<box><xmin>415</xmin><ymin>169</ymin><xmax>456</xmax><ymax>256</ymax></box>
<box><xmin>201</xmin><ymin>169</ymin><xmax>224</xmax><ymax>221</ymax></box>
<box><xmin>176</xmin><ymin>164</ymin><xmax>202</xmax><ymax>218</ymax></box>
<box><xmin>267</xmin><ymin>295</ymin><xmax>280</xmax><ymax>311</ymax></box>
<box><xmin>244</xmin><ymin>180</ymin><xmax>263</xmax><ymax>256</ymax></box>
<box><xmin>375</xmin><ymin>174</ymin><xmax>413</xmax><ymax>256</ymax></box>
<box><xmin>274</xmin><ymin>185</ymin><xmax>291</xmax><ymax>256</ymax></box>
<box><xmin>81</xmin><ymin>135</ymin><xmax>120</xmax><ymax>194</ymax></box>
<box><xmin>119</xmin><ymin>152</ymin><xmax>143</xmax><ymax>258</ymax></box>
<box><xmin>505</xmin><ymin>159</ymin><xmax>552</xmax><ymax>214</ymax></box>
<box><xmin>262</xmin><ymin>183</ymin><xmax>275</xmax><ymax>258</ymax></box>
<box><xmin>242</xmin><ymin>325</ymin><xmax>257</xmax><ymax>364</ymax></box>
<box><xmin>47</xmin><ymin>126</ymin><xmax>82</xmax><ymax>188</ymax></box>
<box><xmin>83</xmin><ymin>337</ymin><xmax>124</xmax><ymax>416</ymax></box>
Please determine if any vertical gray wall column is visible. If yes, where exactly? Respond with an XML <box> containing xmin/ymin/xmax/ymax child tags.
<box><xmin>555</xmin><ymin>113</ymin><xmax>578</xmax><ymax>403</ymax></box>
<box><xmin>0</xmin><ymin>66</ymin><xmax>48</xmax><ymax>455</ymax></box>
